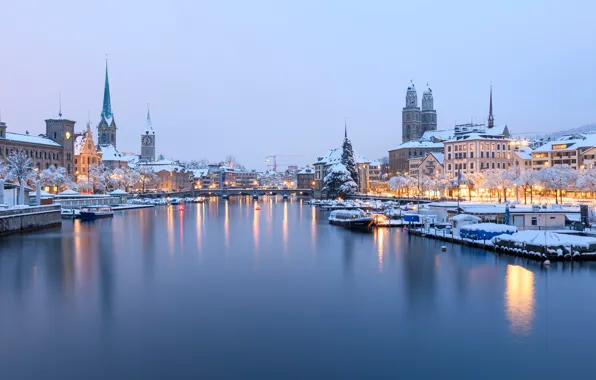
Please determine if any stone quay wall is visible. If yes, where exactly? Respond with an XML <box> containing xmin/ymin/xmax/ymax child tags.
<box><xmin>0</xmin><ymin>205</ymin><xmax>62</xmax><ymax>235</ymax></box>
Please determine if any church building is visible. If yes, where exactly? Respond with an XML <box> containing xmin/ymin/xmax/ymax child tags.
<box><xmin>402</xmin><ymin>82</ymin><xmax>437</xmax><ymax>143</ymax></box>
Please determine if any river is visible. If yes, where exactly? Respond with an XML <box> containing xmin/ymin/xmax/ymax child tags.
<box><xmin>1</xmin><ymin>198</ymin><xmax>596</xmax><ymax>379</ymax></box>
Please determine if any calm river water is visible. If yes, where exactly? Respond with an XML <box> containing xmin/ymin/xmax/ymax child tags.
<box><xmin>1</xmin><ymin>198</ymin><xmax>596</xmax><ymax>379</ymax></box>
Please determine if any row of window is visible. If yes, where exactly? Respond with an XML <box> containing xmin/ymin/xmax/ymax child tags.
<box><xmin>2</xmin><ymin>148</ymin><xmax>61</xmax><ymax>161</ymax></box>
<box><xmin>448</xmin><ymin>143</ymin><xmax>511</xmax><ymax>152</ymax></box>
<box><xmin>448</xmin><ymin>162</ymin><xmax>512</xmax><ymax>171</ymax></box>
<box><xmin>448</xmin><ymin>152</ymin><xmax>512</xmax><ymax>160</ymax></box>
<box><xmin>74</xmin><ymin>157</ymin><xmax>99</xmax><ymax>165</ymax></box>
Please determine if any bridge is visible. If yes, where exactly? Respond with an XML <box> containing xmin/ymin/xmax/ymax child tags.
<box><xmin>138</xmin><ymin>188</ymin><xmax>315</xmax><ymax>199</ymax></box>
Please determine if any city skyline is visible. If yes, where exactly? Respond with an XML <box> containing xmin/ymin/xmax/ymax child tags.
<box><xmin>1</xmin><ymin>0</ymin><xmax>595</xmax><ymax>170</ymax></box>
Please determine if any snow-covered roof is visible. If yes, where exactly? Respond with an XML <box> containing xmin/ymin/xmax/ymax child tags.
<box><xmin>29</xmin><ymin>189</ymin><xmax>53</xmax><ymax>197</ymax></box>
<box><xmin>99</xmin><ymin>144</ymin><xmax>127</xmax><ymax>162</ymax></box>
<box><xmin>451</xmin><ymin>214</ymin><xmax>481</xmax><ymax>222</ymax></box>
<box><xmin>5</xmin><ymin>132</ymin><xmax>61</xmax><ymax>147</ymax></box>
<box><xmin>533</xmin><ymin>134</ymin><xmax>596</xmax><ymax>153</ymax></box>
<box><xmin>109</xmin><ymin>189</ymin><xmax>129</xmax><ymax>195</ymax></box>
<box><xmin>493</xmin><ymin>230</ymin><xmax>596</xmax><ymax>248</ymax></box>
<box><xmin>390</xmin><ymin>140</ymin><xmax>444</xmax><ymax>151</ymax></box>
<box><xmin>369</xmin><ymin>160</ymin><xmax>382</xmax><ymax>167</ymax></box>
<box><xmin>514</xmin><ymin>146</ymin><xmax>533</xmax><ymax>160</ymax></box>
<box><xmin>425</xmin><ymin>152</ymin><xmax>444</xmax><ymax>165</ymax></box>
<box><xmin>420</xmin><ymin>129</ymin><xmax>454</xmax><ymax>142</ymax></box>
<box><xmin>138</xmin><ymin>159</ymin><xmax>187</xmax><ymax>173</ymax></box>
<box><xmin>297</xmin><ymin>167</ymin><xmax>314</xmax><ymax>175</ymax></box>
<box><xmin>314</xmin><ymin>148</ymin><xmax>368</xmax><ymax>166</ymax></box>
<box><xmin>445</xmin><ymin>125</ymin><xmax>510</xmax><ymax>143</ymax></box>
<box><xmin>59</xmin><ymin>189</ymin><xmax>80</xmax><ymax>195</ymax></box>
<box><xmin>192</xmin><ymin>168</ymin><xmax>209</xmax><ymax>178</ymax></box>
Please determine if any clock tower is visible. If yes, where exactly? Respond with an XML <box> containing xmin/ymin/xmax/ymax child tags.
<box><xmin>45</xmin><ymin>114</ymin><xmax>76</xmax><ymax>174</ymax></box>
<box><xmin>140</xmin><ymin>107</ymin><xmax>156</xmax><ymax>162</ymax></box>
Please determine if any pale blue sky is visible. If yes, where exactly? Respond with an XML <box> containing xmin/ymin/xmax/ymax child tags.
<box><xmin>1</xmin><ymin>0</ymin><xmax>594</xmax><ymax>169</ymax></box>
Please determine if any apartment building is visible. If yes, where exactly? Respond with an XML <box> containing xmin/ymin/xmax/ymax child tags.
<box><xmin>531</xmin><ymin>134</ymin><xmax>596</xmax><ymax>170</ymax></box>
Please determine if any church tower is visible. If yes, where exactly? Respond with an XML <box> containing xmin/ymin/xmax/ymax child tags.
<box><xmin>401</xmin><ymin>82</ymin><xmax>421</xmax><ymax>142</ymax></box>
<box><xmin>97</xmin><ymin>60</ymin><xmax>118</xmax><ymax>147</ymax></box>
<box><xmin>488</xmin><ymin>85</ymin><xmax>495</xmax><ymax>129</ymax></box>
<box><xmin>140</xmin><ymin>106</ymin><xmax>156</xmax><ymax>162</ymax></box>
<box><xmin>421</xmin><ymin>85</ymin><xmax>437</xmax><ymax>134</ymax></box>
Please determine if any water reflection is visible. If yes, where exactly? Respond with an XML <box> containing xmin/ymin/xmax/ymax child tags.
<box><xmin>253</xmin><ymin>201</ymin><xmax>260</xmax><ymax>262</ymax></box>
<box><xmin>167</xmin><ymin>206</ymin><xmax>174</xmax><ymax>255</ymax></box>
<box><xmin>505</xmin><ymin>265</ymin><xmax>535</xmax><ymax>336</ymax></box>
<box><xmin>375</xmin><ymin>228</ymin><xmax>384</xmax><ymax>273</ymax></box>
<box><xmin>224</xmin><ymin>200</ymin><xmax>230</xmax><ymax>251</ymax></box>
<box><xmin>283</xmin><ymin>201</ymin><xmax>288</xmax><ymax>254</ymax></box>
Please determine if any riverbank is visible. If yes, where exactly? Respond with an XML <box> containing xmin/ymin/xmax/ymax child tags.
<box><xmin>0</xmin><ymin>205</ymin><xmax>61</xmax><ymax>235</ymax></box>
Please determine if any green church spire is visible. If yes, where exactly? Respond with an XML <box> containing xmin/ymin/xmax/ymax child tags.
<box><xmin>102</xmin><ymin>59</ymin><xmax>112</xmax><ymax>119</ymax></box>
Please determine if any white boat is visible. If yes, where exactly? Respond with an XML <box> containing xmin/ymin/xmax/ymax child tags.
<box><xmin>168</xmin><ymin>197</ymin><xmax>185</xmax><ymax>205</ymax></box>
<box><xmin>61</xmin><ymin>208</ymin><xmax>80</xmax><ymax>219</ymax></box>
<box><xmin>328</xmin><ymin>209</ymin><xmax>373</xmax><ymax>231</ymax></box>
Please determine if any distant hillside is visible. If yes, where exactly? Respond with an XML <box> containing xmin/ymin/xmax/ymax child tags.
<box><xmin>544</xmin><ymin>123</ymin><xmax>596</xmax><ymax>140</ymax></box>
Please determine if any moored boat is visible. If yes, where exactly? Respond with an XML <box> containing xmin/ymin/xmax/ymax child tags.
<box><xmin>328</xmin><ymin>209</ymin><xmax>373</xmax><ymax>231</ymax></box>
<box><xmin>61</xmin><ymin>208</ymin><xmax>81</xmax><ymax>219</ymax></box>
<box><xmin>169</xmin><ymin>197</ymin><xmax>185</xmax><ymax>205</ymax></box>
<box><xmin>80</xmin><ymin>206</ymin><xmax>114</xmax><ymax>220</ymax></box>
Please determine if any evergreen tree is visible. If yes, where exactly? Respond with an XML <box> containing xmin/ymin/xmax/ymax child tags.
<box><xmin>323</xmin><ymin>163</ymin><xmax>358</xmax><ymax>199</ymax></box>
<box><xmin>341</xmin><ymin>127</ymin><xmax>358</xmax><ymax>184</ymax></box>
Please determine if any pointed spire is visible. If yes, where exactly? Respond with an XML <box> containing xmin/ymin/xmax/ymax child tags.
<box><xmin>144</xmin><ymin>103</ymin><xmax>154</xmax><ymax>134</ymax></box>
<box><xmin>344</xmin><ymin>117</ymin><xmax>347</xmax><ymax>139</ymax></box>
<box><xmin>102</xmin><ymin>57</ymin><xmax>112</xmax><ymax>120</ymax></box>
<box><xmin>58</xmin><ymin>92</ymin><xmax>62</xmax><ymax>118</ymax></box>
<box><xmin>488</xmin><ymin>85</ymin><xmax>494</xmax><ymax>129</ymax></box>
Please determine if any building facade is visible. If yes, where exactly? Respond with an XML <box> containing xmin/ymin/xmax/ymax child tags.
<box><xmin>419</xmin><ymin>152</ymin><xmax>444</xmax><ymax>177</ymax></box>
<box><xmin>443</xmin><ymin>124</ymin><xmax>512</xmax><ymax>177</ymax></box>
<box><xmin>0</xmin><ymin>117</ymin><xmax>75</xmax><ymax>173</ymax></box>
<box><xmin>388</xmin><ymin>140</ymin><xmax>444</xmax><ymax>175</ymax></box>
<box><xmin>531</xmin><ymin>134</ymin><xmax>596</xmax><ymax>170</ymax></box>
<box><xmin>296</xmin><ymin>167</ymin><xmax>315</xmax><ymax>189</ymax></box>
<box><xmin>137</xmin><ymin>160</ymin><xmax>193</xmax><ymax>191</ymax></box>
<box><xmin>74</xmin><ymin>123</ymin><xmax>101</xmax><ymax>176</ymax></box>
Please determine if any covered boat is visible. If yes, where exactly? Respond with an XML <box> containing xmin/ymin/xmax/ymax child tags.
<box><xmin>328</xmin><ymin>209</ymin><xmax>373</xmax><ymax>231</ymax></box>
<box><xmin>80</xmin><ymin>206</ymin><xmax>114</xmax><ymax>220</ymax></box>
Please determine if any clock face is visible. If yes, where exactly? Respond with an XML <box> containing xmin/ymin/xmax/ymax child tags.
<box><xmin>142</xmin><ymin>135</ymin><xmax>153</xmax><ymax>146</ymax></box>
<box><xmin>65</xmin><ymin>131</ymin><xmax>71</xmax><ymax>140</ymax></box>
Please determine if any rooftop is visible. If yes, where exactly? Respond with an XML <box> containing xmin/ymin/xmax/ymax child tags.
<box><xmin>4</xmin><ymin>132</ymin><xmax>61</xmax><ymax>147</ymax></box>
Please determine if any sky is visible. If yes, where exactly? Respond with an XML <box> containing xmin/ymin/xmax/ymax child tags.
<box><xmin>1</xmin><ymin>0</ymin><xmax>595</xmax><ymax>170</ymax></box>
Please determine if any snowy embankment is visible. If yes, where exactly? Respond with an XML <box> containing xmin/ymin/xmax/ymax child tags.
<box><xmin>492</xmin><ymin>231</ymin><xmax>596</xmax><ymax>257</ymax></box>
<box><xmin>460</xmin><ymin>223</ymin><xmax>517</xmax><ymax>241</ymax></box>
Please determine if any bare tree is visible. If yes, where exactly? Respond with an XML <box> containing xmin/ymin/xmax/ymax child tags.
<box><xmin>135</xmin><ymin>166</ymin><xmax>158</xmax><ymax>193</ymax></box>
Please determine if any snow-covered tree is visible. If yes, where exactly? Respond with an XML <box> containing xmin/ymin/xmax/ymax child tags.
<box><xmin>388</xmin><ymin>174</ymin><xmax>417</xmax><ymax>196</ymax></box>
<box><xmin>135</xmin><ymin>166</ymin><xmax>158</xmax><ymax>193</ymax></box>
<box><xmin>40</xmin><ymin>165</ymin><xmax>76</xmax><ymax>192</ymax></box>
<box><xmin>481</xmin><ymin>168</ymin><xmax>516</xmax><ymax>203</ymax></box>
<box><xmin>185</xmin><ymin>158</ymin><xmax>210</xmax><ymax>170</ymax></box>
<box><xmin>537</xmin><ymin>165</ymin><xmax>577</xmax><ymax>204</ymax></box>
<box><xmin>341</xmin><ymin>134</ymin><xmax>358</xmax><ymax>184</ymax></box>
<box><xmin>323</xmin><ymin>163</ymin><xmax>358</xmax><ymax>198</ymax></box>
<box><xmin>6</xmin><ymin>149</ymin><xmax>34</xmax><ymax>205</ymax></box>
<box><xmin>515</xmin><ymin>167</ymin><xmax>539</xmax><ymax>204</ymax></box>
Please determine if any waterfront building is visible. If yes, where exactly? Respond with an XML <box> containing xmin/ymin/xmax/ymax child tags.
<box><xmin>443</xmin><ymin>123</ymin><xmax>512</xmax><ymax>177</ymax></box>
<box><xmin>402</xmin><ymin>83</ymin><xmax>437</xmax><ymax>143</ymax></box>
<box><xmin>296</xmin><ymin>167</ymin><xmax>315</xmax><ymax>190</ymax></box>
<box><xmin>0</xmin><ymin>115</ymin><xmax>76</xmax><ymax>173</ymax></box>
<box><xmin>221</xmin><ymin>168</ymin><xmax>258</xmax><ymax>188</ymax></box>
<box><xmin>419</xmin><ymin>152</ymin><xmax>444</xmax><ymax>177</ymax></box>
<box><xmin>512</xmin><ymin>145</ymin><xmax>533</xmax><ymax>169</ymax></box>
<box><xmin>74</xmin><ymin>122</ymin><xmax>101</xmax><ymax>176</ymax></box>
<box><xmin>137</xmin><ymin>160</ymin><xmax>193</xmax><ymax>191</ymax></box>
<box><xmin>531</xmin><ymin>133</ymin><xmax>596</xmax><ymax>170</ymax></box>
<box><xmin>442</xmin><ymin>89</ymin><xmax>512</xmax><ymax>177</ymax></box>
<box><xmin>356</xmin><ymin>157</ymin><xmax>370</xmax><ymax>193</ymax></box>
<box><xmin>140</xmin><ymin>107</ymin><xmax>156</xmax><ymax>162</ymax></box>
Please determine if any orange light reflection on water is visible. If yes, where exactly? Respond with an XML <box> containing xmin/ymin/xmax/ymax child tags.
<box><xmin>505</xmin><ymin>265</ymin><xmax>535</xmax><ymax>336</ymax></box>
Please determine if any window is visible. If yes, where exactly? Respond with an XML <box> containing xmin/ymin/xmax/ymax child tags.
<box><xmin>492</xmin><ymin>163</ymin><xmax>495</xmax><ymax>169</ymax></box>
<box><xmin>508</xmin><ymin>153</ymin><xmax>511</xmax><ymax>159</ymax></box>
<box><xmin>492</xmin><ymin>152</ymin><xmax>495</xmax><ymax>158</ymax></box>
<box><xmin>531</xmin><ymin>217</ymin><xmax>538</xmax><ymax>226</ymax></box>
<box><xmin>54</xmin><ymin>132</ymin><xmax>57</xmax><ymax>139</ymax></box>
<box><xmin>480</xmin><ymin>143</ymin><xmax>484</xmax><ymax>150</ymax></box>
<box><xmin>497</xmin><ymin>163</ymin><xmax>501</xmax><ymax>168</ymax></box>
<box><xmin>75</xmin><ymin>158</ymin><xmax>78</xmax><ymax>164</ymax></box>
<box><xmin>497</xmin><ymin>152</ymin><xmax>501</xmax><ymax>159</ymax></box>
<box><xmin>469</xmin><ymin>144</ymin><xmax>474</xmax><ymax>150</ymax></box>
<box><xmin>470</xmin><ymin>163</ymin><xmax>474</xmax><ymax>169</ymax></box>
<box><xmin>492</xmin><ymin>144</ymin><xmax>496</xmax><ymax>150</ymax></box>
<box><xmin>463</xmin><ymin>153</ymin><xmax>467</xmax><ymax>159</ymax></box>
<box><xmin>481</xmin><ymin>151</ymin><xmax>484</xmax><ymax>158</ymax></box>
<box><xmin>448</xmin><ymin>164</ymin><xmax>451</xmax><ymax>170</ymax></box>
<box><xmin>448</xmin><ymin>146</ymin><xmax>451</xmax><ymax>152</ymax></box>
<box><xmin>470</xmin><ymin>152</ymin><xmax>474</xmax><ymax>159</ymax></box>
<box><xmin>497</xmin><ymin>144</ymin><xmax>500</xmax><ymax>150</ymax></box>
<box><xmin>463</xmin><ymin>163</ymin><xmax>467</xmax><ymax>169</ymax></box>
<box><xmin>448</xmin><ymin>154</ymin><xmax>451</xmax><ymax>160</ymax></box>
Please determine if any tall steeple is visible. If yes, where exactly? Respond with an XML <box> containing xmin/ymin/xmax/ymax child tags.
<box><xmin>488</xmin><ymin>85</ymin><xmax>494</xmax><ymax>129</ymax></box>
<box><xmin>141</xmin><ymin>104</ymin><xmax>156</xmax><ymax>162</ymax></box>
<box><xmin>102</xmin><ymin>59</ymin><xmax>112</xmax><ymax>120</ymax></box>
<box><xmin>144</xmin><ymin>104</ymin><xmax>154</xmax><ymax>134</ymax></box>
